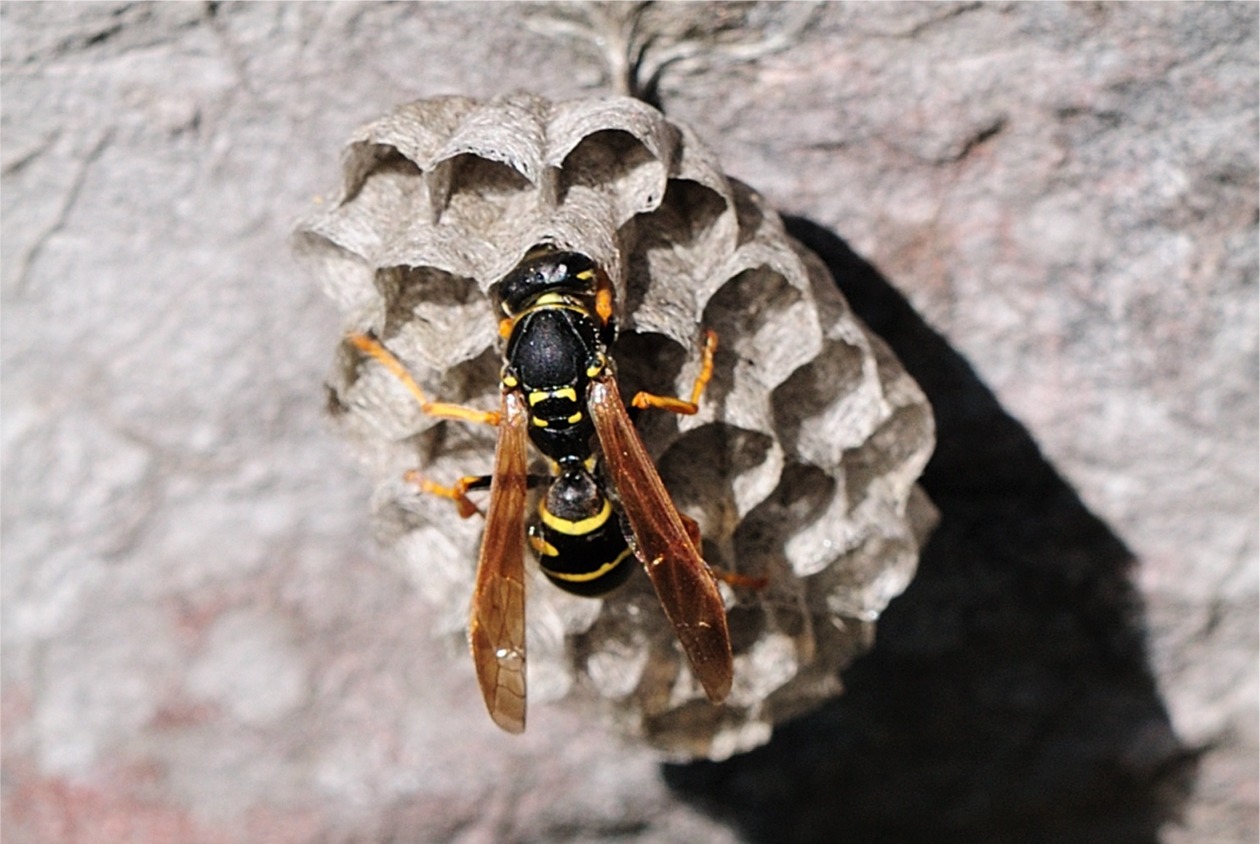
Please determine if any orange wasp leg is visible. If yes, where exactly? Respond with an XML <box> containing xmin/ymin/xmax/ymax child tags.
<box><xmin>677</xmin><ymin>511</ymin><xmax>769</xmax><ymax>591</ymax></box>
<box><xmin>349</xmin><ymin>331</ymin><xmax>505</xmax><ymax>518</ymax></box>
<box><xmin>403</xmin><ymin>470</ymin><xmax>491</xmax><ymax>519</ymax></box>
<box><xmin>630</xmin><ymin>329</ymin><xmax>718</xmax><ymax>416</ymax></box>
<box><xmin>404</xmin><ymin>470</ymin><xmax>548</xmax><ymax>521</ymax></box>
<box><xmin>654</xmin><ymin>338</ymin><xmax>769</xmax><ymax>591</ymax></box>
<box><xmin>712</xmin><ymin>568</ymin><xmax>770</xmax><ymax>591</ymax></box>
<box><xmin>347</xmin><ymin>333</ymin><xmax>502</xmax><ymax>427</ymax></box>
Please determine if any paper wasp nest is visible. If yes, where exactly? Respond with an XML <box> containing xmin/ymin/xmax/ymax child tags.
<box><xmin>294</xmin><ymin>93</ymin><xmax>935</xmax><ymax>760</ymax></box>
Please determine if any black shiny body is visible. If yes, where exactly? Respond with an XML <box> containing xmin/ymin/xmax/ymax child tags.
<box><xmin>530</xmin><ymin>466</ymin><xmax>634</xmax><ymax>597</ymax></box>
<box><xmin>497</xmin><ymin>250</ymin><xmax>630</xmax><ymax>597</ymax></box>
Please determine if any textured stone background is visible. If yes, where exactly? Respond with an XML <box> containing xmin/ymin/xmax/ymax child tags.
<box><xmin>2</xmin><ymin>3</ymin><xmax>1255</xmax><ymax>843</ymax></box>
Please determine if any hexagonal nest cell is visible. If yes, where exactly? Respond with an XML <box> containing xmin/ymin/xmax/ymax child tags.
<box><xmin>294</xmin><ymin>93</ymin><xmax>935</xmax><ymax>760</ymax></box>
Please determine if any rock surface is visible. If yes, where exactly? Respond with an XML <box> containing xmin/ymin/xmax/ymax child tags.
<box><xmin>3</xmin><ymin>3</ymin><xmax>1255</xmax><ymax>843</ymax></box>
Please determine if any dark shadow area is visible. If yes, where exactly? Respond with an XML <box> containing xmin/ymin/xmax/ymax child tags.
<box><xmin>663</xmin><ymin>216</ymin><xmax>1197</xmax><ymax>844</ymax></box>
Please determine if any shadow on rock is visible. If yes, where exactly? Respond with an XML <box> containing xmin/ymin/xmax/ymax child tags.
<box><xmin>663</xmin><ymin>217</ymin><xmax>1196</xmax><ymax>844</ymax></box>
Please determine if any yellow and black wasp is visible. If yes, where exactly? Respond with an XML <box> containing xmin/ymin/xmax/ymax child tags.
<box><xmin>349</xmin><ymin>248</ymin><xmax>732</xmax><ymax>732</ymax></box>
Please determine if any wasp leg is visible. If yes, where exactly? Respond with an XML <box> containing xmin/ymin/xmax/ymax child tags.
<box><xmin>404</xmin><ymin>470</ymin><xmax>548</xmax><ymax>519</ymax></box>
<box><xmin>678</xmin><ymin>510</ymin><xmax>769</xmax><ymax>591</ymax></box>
<box><xmin>348</xmin><ymin>333</ymin><xmax>502</xmax><ymax>427</ymax></box>
<box><xmin>712</xmin><ymin>568</ymin><xmax>769</xmax><ymax>591</ymax></box>
<box><xmin>630</xmin><ymin>329</ymin><xmax>717</xmax><ymax>416</ymax></box>
<box><xmin>404</xmin><ymin>471</ymin><xmax>493</xmax><ymax>518</ymax></box>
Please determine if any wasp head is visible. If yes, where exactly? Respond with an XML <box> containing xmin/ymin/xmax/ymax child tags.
<box><xmin>497</xmin><ymin>249</ymin><xmax>600</xmax><ymax>316</ymax></box>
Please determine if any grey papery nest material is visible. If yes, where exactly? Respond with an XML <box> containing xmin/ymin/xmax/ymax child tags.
<box><xmin>294</xmin><ymin>92</ymin><xmax>935</xmax><ymax>760</ymax></box>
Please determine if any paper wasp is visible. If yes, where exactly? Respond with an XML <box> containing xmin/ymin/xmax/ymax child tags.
<box><xmin>349</xmin><ymin>249</ymin><xmax>732</xmax><ymax>732</ymax></box>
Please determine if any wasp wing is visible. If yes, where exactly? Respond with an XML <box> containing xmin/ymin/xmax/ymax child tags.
<box><xmin>587</xmin><ymin>374</ymin><xmax>733</xmax><ymax>703</ymax></box>
<box><xmin>468</xmin><ymin>389</ymin><xmax>530</xmax><ymax>733</ymax></box>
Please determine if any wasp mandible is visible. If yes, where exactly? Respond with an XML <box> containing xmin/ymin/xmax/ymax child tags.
<box><xmin>349</xmin><ymin>249</ymin><xmax>731</xmax><ymax>732</ymax></box>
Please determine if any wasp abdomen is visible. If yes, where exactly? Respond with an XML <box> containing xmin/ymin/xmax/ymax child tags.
<box><xmin>531</xmin><ymin>467</ymin><xmax>633</xmax><ymax>598</ymax></box>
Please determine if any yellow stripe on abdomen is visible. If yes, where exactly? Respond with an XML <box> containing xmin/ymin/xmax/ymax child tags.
<box><xmin>538</xmin><ymin>498</ymin><xmax>612</xmax><ymax>535</ymax></box>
